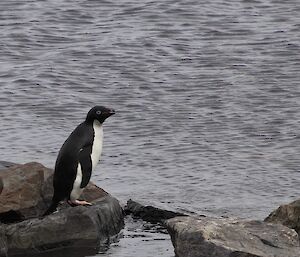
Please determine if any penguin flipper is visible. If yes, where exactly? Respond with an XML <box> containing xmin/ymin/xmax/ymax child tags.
<box><xmin>78</xmin><ymin>145</ymin><xmax>93</xmax><ymax>188</ymax></box>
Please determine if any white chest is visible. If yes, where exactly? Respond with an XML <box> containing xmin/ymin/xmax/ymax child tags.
<box><xmin>70</xmin><ymin>163</ymin><xmax>83</xmax><ymax>200</ymax></box>
<box><xmin>91</xmin><ymin>120</ymin><xmax>103</xmax><ymax>170</ymax></box>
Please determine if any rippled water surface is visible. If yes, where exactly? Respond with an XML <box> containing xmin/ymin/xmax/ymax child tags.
<box><xmin>1</xmin><ymin>0</ymin><xmax>300</xmax><ymax>256</ymax></box>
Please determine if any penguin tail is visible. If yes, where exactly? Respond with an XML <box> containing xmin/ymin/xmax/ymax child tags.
<box><xmin>42</xmin><ymin>200</ymin><xmax>59</xmax><ymax>217</ymax></box>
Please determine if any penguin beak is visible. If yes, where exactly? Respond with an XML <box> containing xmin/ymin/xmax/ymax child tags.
<box><xmin>108</xmin><ymin>109</ymin><xmax>115</xmax><ymax>116</ymax></box>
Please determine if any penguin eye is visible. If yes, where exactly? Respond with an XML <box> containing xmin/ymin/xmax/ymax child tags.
<box><xmin>96</xmin><ymin>110</ymin><xmax>102</xmax><ymax>115</ymax></box>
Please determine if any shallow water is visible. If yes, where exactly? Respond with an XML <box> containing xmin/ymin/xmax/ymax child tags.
<box><xmin>0</xmin><ymin>0</ymin><xmax>300</xmax><ymax>256</ymax></box>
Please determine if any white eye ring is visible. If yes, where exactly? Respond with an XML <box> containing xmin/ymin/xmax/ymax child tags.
<box><xmin>96</xmin><ymin>110</ymin><xmax>102</xmax><ymax>115</ymax></box>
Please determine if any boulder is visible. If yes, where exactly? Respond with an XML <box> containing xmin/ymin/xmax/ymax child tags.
<box><xmin>4</xmin><ymin>196</ymin><xmax>123</xmax><ymax>257</ymax></box>
<box><xmin>265</xmin><ymin>199</ymin><xmax>300</xmax><ymax>235</ymax></box>
<box><xmin>124</xmin><ymin>199</ymin><xmax>186</xmax><ymax>223</ymax></box>
<box><xmin>165</xmin><ymin>216</ymin><xmax>300</xmax><ymax>257</ymax></box>
<box><xmin>0</xmin><ymin>162</ymin><xmax>51</xmax><ymax>221</ymax></box>
<box><xmin>0</xmin><ymin>162</ymin><xmax>124</xmax><ymax>256</ymax></box>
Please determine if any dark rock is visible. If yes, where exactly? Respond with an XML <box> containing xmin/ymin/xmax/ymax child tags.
<box><xmin>0</xmin><ymin>211</ymin><xmax>24</xmax><ymax>224</ymax></box>
<box><xmin>124</xmin><ymin>199</ymin><xmax>186</xmax><ymax>223</ymax></box>
<box><xmin>0</xmin><ymin>162</ymin><xmax>124</xmax><ymax>256</ymax></box>
<box><xmin>4</xmin><ymin>196</ymin><xmax>123</xmax><ymax>257</ymax></box>
<box><xmin>0</xmin><ymin>227</ymin><xmax>7</xmax><ymax>257</ymax></box>
<box><xmin>165</xmin><ymin>216</ymin><xmax>300</xmax><ymax>257</ymax></box>
<box><xmin>265</xmin><ymin>199</ymin><xmax>300</xmax><ymax>235</ymax></box>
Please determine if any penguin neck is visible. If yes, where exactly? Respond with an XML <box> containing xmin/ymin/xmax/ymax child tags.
<box><xmin>85</xmin><ymin>119</ymin><xmax>103</xmax><ymax>127</ymax></box>
<box><xmin>93</xmin><ymin>119</ymin><xmax>102</xmax><ymax>128</ymax></box>
<box><xmin>91</xmin><ymin>119</ymin><xmax>104</xmax><ymax>169</ymax></box>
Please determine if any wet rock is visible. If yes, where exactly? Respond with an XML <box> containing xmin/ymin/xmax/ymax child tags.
<box><xmin>0</xmin><ymin>162</ymin><xmax>124</xmax><ymax>256</ymax></box>
<box><xmin>165</xmin><ymin>216</ymin><xmax>300</xmax><ymax>257</ymax></box>
<box><xmin>124</xmin><ymin>199</ymin><xmax>186</xmax><ymax>223</ymax></box>
<box><xmin>265</xmin><ymin>199</ymin><xmax>300</xmax><ymax>235</ymax></box>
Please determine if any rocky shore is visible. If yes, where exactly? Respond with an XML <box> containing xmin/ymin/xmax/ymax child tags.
<box><xmin>0</xmin><ymin>161</ymin><xmax>299</xmax><ymax>257</ymax></box>
<box><xmin>166</xmin><ymin>216</ymin><xmax>299</xmax><ymax>257</ymax></box>
<box><xmin>0</xmin><ymin>162</ymin><xmax>124</xmax><ymax>257</ymax></box>
<box><xmin>126</xmin><ymin>200</ymin><xmax>300</xmax><ymax>257</ymax></box>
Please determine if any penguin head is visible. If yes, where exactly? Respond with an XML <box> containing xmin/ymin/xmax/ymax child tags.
<box><xmin>86</xmin><ymin>106</ymin><xmax>115</xmax><ymax>124</ymax></box>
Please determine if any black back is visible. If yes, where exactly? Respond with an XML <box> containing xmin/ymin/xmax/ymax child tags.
<box><xmin>52</xmin><ymin>121</ymin><xmax>94</xmax><ymax>202</ymax></box>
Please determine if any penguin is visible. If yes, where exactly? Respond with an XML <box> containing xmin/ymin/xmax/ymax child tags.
<box><xmin>43</xmin><ymin>106</ymin><xmax>115</xmax><ymax>216</ymax></box>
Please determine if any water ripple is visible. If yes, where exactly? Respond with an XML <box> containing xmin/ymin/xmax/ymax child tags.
<box><xmin>0</xmin><ymin>0</ymin><xmax>300</xmax><ymax>255</ymax></box>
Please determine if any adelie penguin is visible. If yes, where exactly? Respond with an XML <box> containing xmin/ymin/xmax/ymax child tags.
<box><xmin>43</xmin><ymin>106</ymin><xmax>115</xmax><ymax>216</ymax></box>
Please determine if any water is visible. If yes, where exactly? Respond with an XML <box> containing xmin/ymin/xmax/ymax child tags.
<box><xmin>0</xmin><ymin>0</ymin><xmax>300</xmax><ymax>256</ymax></box>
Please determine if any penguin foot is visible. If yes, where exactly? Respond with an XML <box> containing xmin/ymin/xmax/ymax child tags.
<box><xmin>67</xmin><ymin>200</ymin><xmax>92</xmax><ymax>206</ymax></box>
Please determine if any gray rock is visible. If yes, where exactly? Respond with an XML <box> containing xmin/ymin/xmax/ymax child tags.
<box><xmin>0</xmin><ymin>162</ymin><xmax>124</xmax><ymax>256</ymax></box>
<box><xmin>265</xmin><ymin>199</ymin><xmax>300</xmax><ymax>235</ymax></box>
<box><xmin>124</xmin><ymin>199</ymin><xmax>186</xmax><ymax>223</ymax></box>
<box><xmin>3</xmin><ymin>196</ymin><xmax>123</xmax><ymax>257</ymax></box>
<box><xmin>165</xmin><ymin>216</ymin><xmax>300</xmax><ymax>257</ymax></box>
<box><xmin>0</xmin><ymin>227</ymin><xmax>7</xmax><ymax>257</ymax></box>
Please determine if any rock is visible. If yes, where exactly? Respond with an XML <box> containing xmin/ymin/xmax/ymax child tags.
<box><xmin>0</xmin><ymin>162</ymin><xmax>124</xmax><ymax>256</ymax></box>
<box><xmin>0</xmin><ymin>162</ymin><xmax>49</xmax><ymax>221</ymax></box>
<box><xmin>124</xmin><ymin>199</ymin><xmax>186</xmax><ymax>223</ymax></box>
<box><xmin>165</xmin><ymin>216</ymin><xmax>300</xmax><ymax>257</ymax></box>
<box><xmin>4</xmin><ymin>196</ymin><xmax>123</xmax><ymax>257</ymax></box>
<box><xmin>0</xmin><ymin>227</ymin><xmax>7</xmax><ymax>257</ymax></box>
<box><xmin>265</xmin><ymin>199</ymin><xmax>300</xmax><ymax>235</ymax></box>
